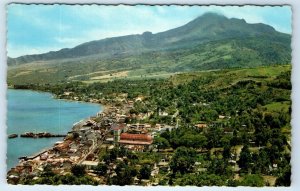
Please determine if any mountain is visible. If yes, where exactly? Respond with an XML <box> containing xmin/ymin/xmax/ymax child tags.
<box><xmin>7</xmin><ymin>12</ymin><xmax>291</xmax><ymax>84</ymax></box>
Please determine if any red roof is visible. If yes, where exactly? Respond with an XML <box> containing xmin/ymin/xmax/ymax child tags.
<box><xmin>120</xmin><ymin>133</ymin><xmax>152</xmax><ymax>143</ymax></box>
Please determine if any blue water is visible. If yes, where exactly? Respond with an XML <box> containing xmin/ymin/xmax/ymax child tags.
<box><xmin>7</xmin><ymin>89</ymin><xmax>102</xmax><ymax>170</ymax></box>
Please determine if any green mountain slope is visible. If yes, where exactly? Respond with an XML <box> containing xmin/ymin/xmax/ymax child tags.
<box><xmin>7</xmin><ymin>12</ymin><xmax>291</xmax><ymax>85</ymax></box>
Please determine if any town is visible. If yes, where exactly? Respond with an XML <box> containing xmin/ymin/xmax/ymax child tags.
<box><xmin>7</xmin><ymin>65</ymin><xmax>291</xmax><ymax>186</ymax></box>
<box><xmin>7</xmin><ymin>94</ymin><xmax>179</xmax><ymax>185</ymax></box>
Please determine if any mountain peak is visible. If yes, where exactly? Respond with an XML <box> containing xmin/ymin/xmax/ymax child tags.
<box><xmin>142</xmin><ymin>31</ymin><xmax>152</xmax><ymax>36</ymax></box>
<box><xmin>199</xmin><ymin>12</ymin><xmax>226</xmax><ymax>18</ymax></box>
<box><xmin>8</xmin><ymin>12</ymin><xmax>290</xmax><ymax>66</ymax></box>
<box><xmin>186</xmin><ymin>12</ymin><xmax>227</xmax><ymax>26</ymax></box>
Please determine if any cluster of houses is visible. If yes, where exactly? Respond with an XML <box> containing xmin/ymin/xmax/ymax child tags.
<box><xmin>7</xmin><ymin>97</ymin><xmax>179</xmax><ymax>184</ymax></box>
<box><xmin>7</xmin><ymin>118</ymin><xmax>105</xmax><ymax>184</ymax></box>
<box><xmin>7</xmin><ymin>91</ymin><xmax>259</xmax><ymax>185</ymax></box>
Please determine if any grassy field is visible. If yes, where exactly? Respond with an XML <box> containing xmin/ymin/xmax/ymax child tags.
<box><xmin>169</xmin><ymin>64</ymin><xmax>291</xmax><ymax>88</ymax></box>
<box><xmin>263</xmin><ymin>101</ymin><xmax>290</xmax><ymax>113</ymax></box>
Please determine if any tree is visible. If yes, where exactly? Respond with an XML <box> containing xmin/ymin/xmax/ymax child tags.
<box><xmin>41</xmin><ymin>164</ymin><xmax>55</xmax><ymax>177</ymax></box>
<box><xmin>170</xmin><ymin>146</ymin><xmax>196</xmax><ymax>174</ymax></box>
<box><xmin>252</xmin><ymin>149</ymin><xmax>270</xmax><ymax>174</ymax></box>
<box><xmin>275</xmin><ymin>165</ymin><xmax>291</xmax><ymax>186</ymax></box>
<box><xmin>111</xmin><ymin>162</ymin><xmax>137</xmax><ymax>185</ymax></box>
<box><xmin>206</xmin><ymin>126</ymin><xmax>223</xmax><ymax>148</ymax></box>
<box><xmin>264</xmin><ymin>112</ymin><xmax>280</xmax><ymax>129</ymax></box>
<box><xmin>71</xmin><ymin>165</ymin><xmax>86</xmax><ymax>177</ymax></box>
<box><xmin>209</xmin><ymin>158</ymin><xmax>233</xmax><ymax>177</ymax></box>
<box><xmin>93</xmin><ymin>163</ymin><xmax>108</xmax><ymax>176</ymax></box>
<box><xmin>138</xmin><ymin>165</ymin><xmax>151</xmax><ymax>179</ymax></box>
<box><xmin>237</xmin><ymin>145</ymin><xmax>252</xmax><ymax>173</ymax></box>
<box><xmin>230</xmin><ymin>129</ymin><xmax>241</xmax><ymax>146</ymax></box>
<box><xmin>154</xmin><ymin>136</ymin><xmax>170</xmax><ymax>151</ymax></box>
<box><xmin>102</xmin><ymin>148</ymin><xmax>118</xmax><ymax>164</ymax></box>
<box><xmin>182</xmin><ymin>134</ymin><xmax>207</xmax><ymax>149</ymax></box>
<box><xmin>240</xmin><ymin>174</ymin><xmax>264</xmax><ymax>187</ymax></box>
<box><xmin>177</xmin><ymin>173</ymin><xmax>225</xmax><ymax>186</ymax></box>
<box><xmin>223</xmin><ymin>144</ymin><xmax>231</xmax><ymax>160</ymax></box>
<box><xmin>220</xmin><ymin>135</ymin><xmax>232</xmax><ymax>147</ymax></box>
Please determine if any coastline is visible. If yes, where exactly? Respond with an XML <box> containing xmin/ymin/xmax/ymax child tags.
<box><xmin>7</xmin><ymin>88</ymin><xmax>107</xmax><ymax>172</ymax></box>
<box><xmin>8</xmin><ymin>87</ymin><xmax>105</xmax><ymax>108</ymax></box>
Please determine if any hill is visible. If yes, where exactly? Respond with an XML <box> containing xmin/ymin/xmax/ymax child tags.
<box><xmin>7</xmin><ymin>12</ymin><xmax>291</xmax><ymax>85</ymax></box>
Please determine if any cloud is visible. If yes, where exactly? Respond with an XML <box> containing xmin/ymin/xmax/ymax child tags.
<box><xmin>7</xmin><ymin>5</ymin><xmax>291</xmax><ymax>57</ymax></box>
<box><xmin>7</xmin><ymin>44</ymin><xmax>61</xmax><ymax>58</ymax></box>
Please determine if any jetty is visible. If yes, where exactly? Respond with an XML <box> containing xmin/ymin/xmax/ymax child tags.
<box><xmin>8</xmin><ymin>134</ymin><xmax>18</xmax><ymax>139</ymax></box>
<box><xmin>19</xmin><ymin>148</ymin><xmax>50</xmax><ymax>161</ymax></box>
<box><xmin>20</xmin><ymin>132</ymin><xmax>66</xmax><ymax>138</ymax></box>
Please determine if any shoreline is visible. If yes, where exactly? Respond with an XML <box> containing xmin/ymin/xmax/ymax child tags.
<box><xmin>8</xmin><ymin>87</ymin><xmax>106</xmax><ymax>108</ymax></box>
<box><xmin>7</xmin><ymin>88</ymin><xmax>108</xmax><ymax>172</ymax></box>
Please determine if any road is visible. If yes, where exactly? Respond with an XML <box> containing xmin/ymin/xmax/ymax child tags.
<box><xmin>78</xmin><ymin>131</ymin><xmax>109</xmax><ymax>164</ymax></box>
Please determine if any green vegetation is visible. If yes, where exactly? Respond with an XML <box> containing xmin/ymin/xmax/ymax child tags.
<box><xmin>240</xmin><ymin>174</ymin><xmax>265</xmax><ymax>187</ymax></box>
<box><xmin>20</xmin><ymin>164</ymin><xmax>98</xmax><ymax>185</ymax></box>
<box><xmin>170</xmin><ymin>147</ymin><xmax>197</xmax><ymax>174</ymax></box>
<box><xmin>8</xmin><ymin>13</ymin><xmax>291</xmax><ymax>85</ymax></box>
<box><xmin>138</xmin><ymin>165</ymin><xmax>152</xmax><ymax>180</ymax></box>
<box><xmin>11</xmin><ymin>64</ymin><xmax>291</xmax><ymax>186</ymax></box>
<box><xmin>7</xmin><ymin>11</ymin><xmax>292</xmax><ymax>187</ymax></box>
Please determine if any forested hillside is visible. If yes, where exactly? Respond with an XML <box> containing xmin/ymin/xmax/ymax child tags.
<box><xmin>7</xmin><ymin>13</ymin><xmax>291</xmax><ymax>85</ymax></box>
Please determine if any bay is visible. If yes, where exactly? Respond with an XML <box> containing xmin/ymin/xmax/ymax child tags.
<box><xmin>7</xmin><ymin>89</ymin><xmax>102</xmax><ymax>170</ymax></box>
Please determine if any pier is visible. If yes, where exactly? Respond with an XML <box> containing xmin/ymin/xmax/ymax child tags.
<box><xmin>20</xmin><ymin>132</ymin><xmax>66</xmax><ymax>138</ymax></box>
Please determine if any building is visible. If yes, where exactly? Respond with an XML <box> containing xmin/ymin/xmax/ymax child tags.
<box><xmin>194</xmin><ymin>123</ymin><xmax>208</xmax><ymax>132</ymax></box>
<box><xmin>111</xmin><ymin>123</ymin><xmax>127</xmax><ymax>143</ymax></box>
<box><xmin>82</xmin><ymin>160</ymin><xmax>98</xmax><ymax>169</ymax></box>
<box><xmin>118</xmin><ymin>133</ymin><xmax>153</xmax><ymax>149</ymax></box>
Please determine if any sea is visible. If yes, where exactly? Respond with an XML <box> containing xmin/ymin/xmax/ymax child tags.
<box><xmin>7</xmin><ymin>89</ymin><xmax>102</xmax><ymax>170</ymax></box>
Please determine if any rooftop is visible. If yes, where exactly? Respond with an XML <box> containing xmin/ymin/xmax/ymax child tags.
<box><xmin>111</xmin><ymin>123</ymin><xmax>127</xmax><ymax>131</ymax></box>
<box><xmin>120</xmin><ymin>133</ymin><xmax>152</xmax><ymax>142</ymax></box>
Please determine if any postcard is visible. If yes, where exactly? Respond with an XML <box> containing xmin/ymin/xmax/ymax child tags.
<box><xmin>5</xmin><ymin>3</ymin><xmax>292</xmax><ymax>188</ymax></box>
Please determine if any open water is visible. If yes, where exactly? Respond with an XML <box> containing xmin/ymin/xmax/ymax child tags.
<box><xmin>7</xmin><ymin>89</ymin><xmax>102</xmax><ymax>170</ymax></box>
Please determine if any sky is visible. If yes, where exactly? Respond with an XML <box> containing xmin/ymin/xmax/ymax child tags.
<box><xmin>7</xmin><ymin>4</ymin><xmax>292</xmax><ymax>58</ymax></box>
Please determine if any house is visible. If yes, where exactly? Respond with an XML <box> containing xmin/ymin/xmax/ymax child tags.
<box><xmin>219</xmin><ymin>115</ymin><xmax>226</xmax><ymax>119</ymax></box>
<box><xmin>194</xmin><ymin>123</ymin><xmax>207</xmax><ymax>128</ymax></box>
<box><xmin>135</xmin><ymin>96</ymin><xmax>144</xmax><ymax>102</ymax></box>
<box><xmin>117</xmin><ymin>114</ymin><xmax>127</xmax><ymax>123</ymax></box>
<box><xmin>79</xmin><ymin>126</ymin><xmax>91</xmax><ymax>133</ymax></box>
<box><xmin>224</xmin><ymin>127</ymin><xmax>234</xmax><ymax>135</ymax></box>
<box><xmin>154</xmin><ymin>124</ymin><xmax>162</xmax><ymax>131</ymax></box>
<box><xmin>124</xmin><ymin>145</ymin><xmax>146</xmax><ymax>151</ymax></box>
<box><xmin>157</xmin><ymin>159</ymin><xmax>169</xmax><ymax>172</ymax></box>
<box><xmin>97</xmin><ymin>112</ymin><xmax>107</xmax><ymax>118</ymax></box>
<box><xmin>160</xmin><ymin>125</ymin><xmax>174</xmax><ymax>132</ymax></box>
<box><xmin>40</xmin><ymin>152</ymin><xmax>49</xmax><ymax>161</ymax></box>
<box><xmin>159</xmin><ymin>111</ymin><xmax>169</xmax><ymax>116</ymax></box>
<box><xmin>63</xmin><ymin>91</ymin><xmax>73</xmax><ymax>96</ymax></box>
<box><xmin>194</xmin><ymin>123</ymin><xmax>208</xmax><ymax>132</ymax></box>
<box><xmin>54</xmin><ymin>140</ymin><xmax>72</xmax><ymax>153</ymax></box>
<box><xmin>81</xmin><ymin>120</ymin><xmax>97</xmax><ymax>129</ymax></box>
<box><xmin>82</xmin><ymin>160</ymin><xmax>98</xmax><ymax>170</ymax></box>
<box><xmin>61</xmin><ymin>159</ymin><xmax>73</xmax><ymax>170</ymax></box>
<box><xmin>127</xmin><ymin>101</ymin><xmax>134</xmax><ymax>109</ymax></box>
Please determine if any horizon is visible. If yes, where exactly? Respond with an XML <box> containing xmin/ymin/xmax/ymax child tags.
<box><xmin>7</xmin><ymin>5</ymin><xmax>291</xmax><ymax>58</ymax></box>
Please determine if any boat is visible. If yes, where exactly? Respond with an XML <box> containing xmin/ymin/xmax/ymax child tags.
<box><xmin>8</xmin><ymin>134</ymin><xmax>18</xmax><ymax>139</ymax></box>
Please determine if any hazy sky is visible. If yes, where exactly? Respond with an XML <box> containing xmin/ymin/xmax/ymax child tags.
<box><xmin>7</xmin><ymin>4</ymin><xmax>292</xmax><ymax>58</ymax></box>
